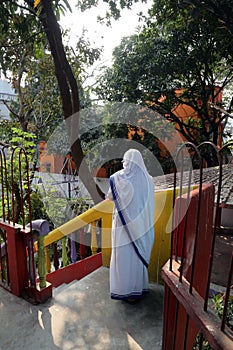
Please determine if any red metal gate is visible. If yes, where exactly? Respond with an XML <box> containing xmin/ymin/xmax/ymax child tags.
<box><xmin>0</xmin><ymin>142</ymin><xmax>51</xmax><ymax>303</ymax></box>
<box><xmin>162</xmin><ymin>141</ymin><xmax>233</xmax><ymax>350</ymax></box>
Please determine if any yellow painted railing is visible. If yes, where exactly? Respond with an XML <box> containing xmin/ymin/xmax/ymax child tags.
<box><xmin>41</xmin><ymin>186</ymin><xmax>195</xmax><ymax>283</ymax></box>
<box><xmin>43</xmin><ymin>200</ymin><xmax>113</xmax><ymax>268</ymax></box>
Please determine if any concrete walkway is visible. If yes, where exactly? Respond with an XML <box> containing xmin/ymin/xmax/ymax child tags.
<box><xmin>0</xmin><ymin>267</ymin><xmax>164</xmax><ymax>350</ymax></box>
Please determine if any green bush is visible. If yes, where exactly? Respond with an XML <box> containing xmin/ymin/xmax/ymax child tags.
<box><xmin>193</xmin><ymin>293</ymin><xmax>233</xmax><ymax>349</ymax></box>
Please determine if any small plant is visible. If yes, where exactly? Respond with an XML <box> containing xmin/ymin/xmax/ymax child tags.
<box><xmin>193</xmin><ymin>292</ymin><xmax>233</xmax><ymax>349</ymax></box>
<box><xmin>211</xmin><ymin>292</ymin><xmax>233</xmax><ymax>331</ymax></box>
<box><xmin>193</xmin><ymin>333</ymin><xmax>212</xmax><ymax>350</ymax></box>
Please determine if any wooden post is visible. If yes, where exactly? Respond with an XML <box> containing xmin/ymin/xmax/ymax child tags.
<box><xmin>91</xmin><ymin>221</ymin><xmax>98</xmax><ymax>255</ymax></box>
<box><xmin>80</xmin><ymin>228</ymin><xmax>85</xmax><ymax>259</ymax></box>
<box><xmin>45</xmin><ymin>246</ymin><xmax>51</xmax><ymax>273</ymax></box>
<box><xmin>7</xmin><ymin>225</ymin><xmax>28</xmax><ymax>296</ymax></box>
<box><xmin>28</xmin><ymin>220</ymin><xmax>52</xmax><ymax>303</ymax></box>
<box><xmin>62</xmin><ymin>237</ymin><xmax>68</xmax><ymax>266</ymax></box>
<box><xmin>37</xmin><ymin>235</ymin><xmax>47</xmax><ymax>288</ymax></box>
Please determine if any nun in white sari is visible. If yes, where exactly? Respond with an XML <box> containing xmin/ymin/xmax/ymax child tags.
<box><xmin>106</xmin><ymin>149</ymin><xmax>155</xmax><ymax>302</ymax></box>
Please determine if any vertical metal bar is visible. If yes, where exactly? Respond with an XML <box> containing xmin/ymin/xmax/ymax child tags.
<box><xmin>0</xmin><ymin>231</ymin><xmax>2</xmax><ymax>282</ymax></box>
<box><xmin>163</xmin><ymin>286</ymin><xmax>171</xmax><ymax>350</ymax></box>
<box><xmin>1</xmin><ymin>145</ymin><xmax>11</xmax><ymax>222</ymax></box>
<box><xmin>189</xmin><ymin>155</ymin><xmax>203</xmax><ymax>294</ymax></box>
<box><xmin>4</xmin><ymin>147</ymin><xmax>11</xmax><ymax>223</ymax></box>
<box><xmin>18</xmin><ymin>147</ymin><xmax>31</xmax><ymax>229</ymax></box>
<box><xmin>24</xmin><ymin>149</ymin><xmax>32</xmax><ymax>232</ymax></box>
<box><xmin>10</xmin><ymin>147</ymin><xmax>16</xmax><ymax>225</ymax></box>
<box><xmin>0</xmin><ymin>229</ymin><xmax>5</xmax><ymax>283</ymax></box>
<box><xmin>178</xmin><ymin>150</ymin><xmax>186</xmax><ymax>282</ymax></box>
<box><xmin>172</xmin><ymin>300</ymin><xmax>180</xmax><ymax>350</ymax></box>
<box><xmin>170</xmin><ymin>163</ymin><xmax>177</xmax><ymax>271</ymax></box>
<box><xmin>179</xmin><ymin>167</ymin><xmax>192</xmax><ymax>283</ymax></box>
<box><xmin>5</xmin><ymin>230</ymin><xmax>10</xmax><ymax>286</ymax></box>
<box><xmin>0</xmin><ymin>149</ymin><xmax>5</xmax><ymax>221</ymax></box>
<box><xmin>18</xmin><ymin>148</ymin><xmax>25</xmax><ymax>227</ymax></box>
<box><xmin>183</xmin><ymin>313</ymin><xmax>189</xmax><ymax>349</ymax></box>
<box><xmin>175</xmin><ymin>153</ymin><xmax>184</xmax><ymax>263</ymax></box>
<box><xmin>202</xmin><ymin>142</ymin><xmax>222</xmax><ymax>310</ymax></box>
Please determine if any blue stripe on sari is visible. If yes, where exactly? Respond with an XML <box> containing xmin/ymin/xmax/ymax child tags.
<box><xmin>111</xmin><ymin>289</ymin><xmax>149</xmax><ymax>300</ymax></box>
<box><xmin>110</xmin><ymin>177</ymin><xmax>149</xmax><ymax>268</ymax></box>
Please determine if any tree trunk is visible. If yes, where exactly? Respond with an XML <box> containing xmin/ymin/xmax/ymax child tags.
<box><xmin>39</xmin><ymin>0</ymin><xmax>104</xmax><ymax>203</ymax></box>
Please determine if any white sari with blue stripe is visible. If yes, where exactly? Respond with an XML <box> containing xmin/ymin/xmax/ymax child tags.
<box><xmin>107</xmin><ymin>149</ymin><xmax>155</xmax><ymax>300</ymax></box>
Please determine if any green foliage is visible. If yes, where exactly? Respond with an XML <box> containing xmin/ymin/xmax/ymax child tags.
<box><xmin>212</xmin><ymin>293</ymin><xmax>233</xmax><ymax>330</ymax></box>
<box><xmin>27</xmin><ymin>190</ymin><xmax>52</xmax><ymax>224</ymax></box>
<box><xmin>0</xmin><ymin>127</ymin><xmax>37</xmax><ymax>223</ymax></box>
<box><xmin>0</xmin><ymin>1</ymin><xmax>105</xmax><ymax>203</ymax></box>
<box><xmin>9</xmin><ymin>127</ymin><xmax>37</xmax><ymax>162</ymax></box>
<box><xmin>23</xmin><ymin>52</ymin><xmax>64</xmax><ymax>140</ymax></box>
<box><xmin>76</xmin><ymin>103</ymin><xmax>175</xmax><ymax>175</ymax></box>
<box><xmin>32</xmin><ymin>183</ymin><xmax>71</xmax><ymax>227</ymax></box>
<box><xmin>193</xmin><ymin>333</ymin><xmax>212</xmax><ymax>350</ymax></box>
<box><xmin>0</xmin><ymin>2</ymin><xmax>102</xmax><ymax>143</ymax></box>
<box><xmin>0</xmin><ymin>119</ymin><xmax>20</xmax><ymax>143</ymax></box>
<box><xmin>95</xmin><ymin>0</ymin><xmax>233</xmax><ymax>146</ymax></box>
<box><xmin>193</xmin><ymin>293</ymin><xmax>233</xmax><ymax>349</ymax></box>
<box><xmin>152</xmin><ymin>0</ymin><xmax>233</xmax><ymax>43</ymax></box>
<box><xmin>31</xmin><ymin>170</ymin><xmax>92</xmax><ymax>228</ymax></box>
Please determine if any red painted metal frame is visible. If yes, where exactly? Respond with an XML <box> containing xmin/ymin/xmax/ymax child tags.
<box><xmin>162</xmin><ymin>261</ymin><xmax>233</xmax><ymax>350</ymax></box>
<box><xmin>162</xmin><ymin>141</ymin><xmax>233</xmax><ymax>350</ymax></box>
<box><xmin>0</xmin><ymin>143</ymin><xmax>52</xmax><ymax>303</ymax></box>
<box><xmin>45</xmin><ymin>252</ymin><xmax>102</xmax><ymax>287</ymax></box>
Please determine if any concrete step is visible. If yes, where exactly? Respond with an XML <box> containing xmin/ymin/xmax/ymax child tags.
<box><xmin>0</xmin><ymin>266</ymin><xmax>164</xmax><ymax>350</ymax></box>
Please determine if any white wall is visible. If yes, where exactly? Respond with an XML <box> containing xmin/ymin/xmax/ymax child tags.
<box><xmin>221</xmin><ymin>208</ymin><xmax>233</xmax><ymax>228</ymax></box>
<box><xmin>0</xmin><ymin>79</ymin><xmax>17</xmax><ymax>119</ymax></box>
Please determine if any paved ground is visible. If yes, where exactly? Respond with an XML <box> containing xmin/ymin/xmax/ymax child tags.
<box><xmin>0</xmin><ymin>231</ymin><xmax>231</xmax><ymax>350</ymax></box>
<box><xmin>0</xmin><ymin>267</ymin><xmax>164</xmax><ymax>350</ymax></box>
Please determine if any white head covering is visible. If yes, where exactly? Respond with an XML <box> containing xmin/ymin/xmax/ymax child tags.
<box><xmin>122</xmin><ymin>149</ymin><xmax>151</xmax><ymax>178</ymax></box>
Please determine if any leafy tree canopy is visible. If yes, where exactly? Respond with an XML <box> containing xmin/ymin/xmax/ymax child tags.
<box><xmin>95</xmin><ymin>0</ymin><xmax>233</xmax><ymax>146</ymax></box>
<box><xmin>0</xmin><ymin>0</ymin><xmax>104</xmax><ymax>202</ymax></box>
<box><xmin>150</xmin><ymin>0</ymin><xmax>233</xmax><ymax>38</ymax></box>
